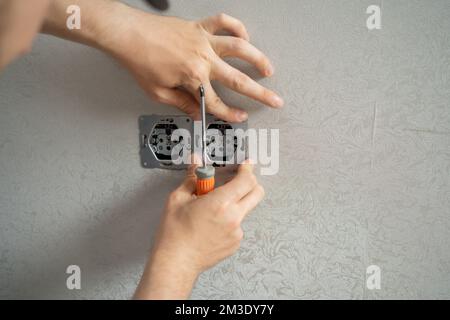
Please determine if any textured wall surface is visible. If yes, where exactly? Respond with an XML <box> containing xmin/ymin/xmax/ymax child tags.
<box><xmin>1</xmin><ymin>0</ymin><xmax>449</xmax><ymax>299</ymax></box>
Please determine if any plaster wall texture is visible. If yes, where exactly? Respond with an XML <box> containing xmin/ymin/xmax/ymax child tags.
<box><xmin>0</xmin><ymin>0</ymin><xmax>449</xmax><ymax>299</ymax></box>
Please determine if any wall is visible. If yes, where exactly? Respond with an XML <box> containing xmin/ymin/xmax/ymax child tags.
<box><xmin>1</xmin><ymin>0</ymin><xmax>449</xmax><ymax>299</ymax></box>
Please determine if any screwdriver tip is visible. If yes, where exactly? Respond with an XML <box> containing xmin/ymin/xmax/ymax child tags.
<box><xmin>199</xmin><ymin>84</ymin><xmax>205</xmax><ymax>97</ymax></box>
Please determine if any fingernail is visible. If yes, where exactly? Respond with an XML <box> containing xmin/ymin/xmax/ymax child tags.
<box><xmin>243</xmin><ymin>158</ymin><xmax>255</xmax><ymax>165</ymax></box>
<box><xmin>265</xmin><ymin>64</ymin><xmax>274</xmax><ymax>77</ymax></box>
<box><xmin>270</xmin><ymin>95</ymin><xmax>284</xmax><ymax>108</ymax></box>
<box><xmin>236</xmin><ymin>110</ymin><xmax>248</xmax><ymax>121</ymax></box>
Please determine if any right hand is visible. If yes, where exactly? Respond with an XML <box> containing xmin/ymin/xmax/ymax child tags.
<box><xmin>155</xmin><ymin>161</ymin><xmax>264</xmax><ymax>272</ymax></box>
<box><xmin>134</xmin><ymin>161</ymin><xmax>264</xmax><ymax>299</ymax></box>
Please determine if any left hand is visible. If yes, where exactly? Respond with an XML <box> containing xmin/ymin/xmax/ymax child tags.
<box><xmin>105</xmin><ymin>5</ymin><xmax>284</xmax><ymax>122</ymax></box>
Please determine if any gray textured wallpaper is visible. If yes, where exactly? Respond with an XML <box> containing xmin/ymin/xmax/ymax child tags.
<box><xmin>0</xmin><ymin>0</ymin><xmax>449</xmax><ymax>299</ymax></box>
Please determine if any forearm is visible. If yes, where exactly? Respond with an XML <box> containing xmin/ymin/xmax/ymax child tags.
<box><xmin>41</xmin><ymin>0</ymin><xmax>127</xmax><ymax>55</ymax></box>
<box><xmin>134</xmin><ymin>248</ymin><xmax>199</xmax><ymax>300</ymax></box>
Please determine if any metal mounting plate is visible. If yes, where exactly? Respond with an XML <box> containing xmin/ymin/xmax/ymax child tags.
<box><xmin>139</xmin><ymin>115</ymin><xmax>247</xmax><ymax>170</ymax></box>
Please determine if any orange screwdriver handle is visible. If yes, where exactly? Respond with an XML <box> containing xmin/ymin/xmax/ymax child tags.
<box><xmin>195</xmin><ymin>166</ymin><xmax>215</xmax><ymax>196</ymax></box>
<box><xmin>196</xmin><ymin>176</ymin><xmax>215</xmax><ymax>195</ymax></box>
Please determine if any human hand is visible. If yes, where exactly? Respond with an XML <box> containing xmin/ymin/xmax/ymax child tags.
<box><xmin>42</xmin><ymin>1</ymin><xmax>283</xmax><ymax>121</ymax></box>
<box><xmin>0</xmin><ymin>0</ymin><xmax>50</xmax><ymax>70</ymax></box>
<box><xmin>134</xmin><ymin>161</ymin><xmax>265</xmax><ymax>299</ymax></box>
<box><xmin>108</xmin><ymin>5</ymin><xmax>283</xmax><ymax>122</ymax></box>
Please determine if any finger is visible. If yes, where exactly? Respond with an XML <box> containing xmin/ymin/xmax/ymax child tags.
<box><xmin>152</xmin><ymin>87</ymin><xmax>200</xmax><ymax>119</ymax></box>
<box><xmin>200</xmin><ymin>13</ymin><xmax>249</xmax><ymax>41</ymax></box>
<box><xmin>185</xmin><ymin>80</ymin><xmax>248</xmax><ymax>123</ymax></box>
<box><xmin>177</xmin><ymin>158</ymin><xmax>199</xmax><ymax>195</ymax></box>
<box><xmin>177</xmin><ymin>175</ymin><xmax>197</xmax><ymax>195</ymax></box>
<box><xmin>212</xmin><ymin>58</ymin><xmax>284</xmax><ymax>108</ymax></box>
<box><xmin>212</xmin><ymin>36</ymin><xmax>273</xmax><ymax>77</ymax></box>
<box><xmin>215</xmin><ymin>162</ymin><xmax>257</xmax><ymax>202</ymax></box>
<box><xmin>237</xmin><ymin>184</ymin><xmax>265</xmax><ymax>221</ymax></box>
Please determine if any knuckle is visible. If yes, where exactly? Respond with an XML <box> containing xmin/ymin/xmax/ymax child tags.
<box><xmin>235</xmin><ymin>228</ymin><xmax>244</xmax><ymax>241</ymax></box>
<box><xmin>216</xmin><ymin>13</ymin><xmax>229</xmax><ymax>23</ymax></box>
<box><xmin>178</xmin><ymin>98</ymin><xmax>192</xmax><ymax>112</ymax></box>
<box><xmin>168</xmin><ymin>190</ymin><xmax>182</xmax><ymax>203</ymax></box>
<box><xmin>184</xmin><ymin>60</ymin><xmax>208</xmax><ymax>81</ymax></box>
<box><xmin>231</xmin><ymin>72</ymin><xmax>248</xmax><ymax>91</ymax></box>
<box><xmin>237</xmin><ymin>23</ymin><xmax>247</xmax><ymax>33</ymax></box>
<box><xmin>226</xmin><ymin>216</ymin><xmax>241</xmax><ymax>230</ymax></box>
<box><xmin>151</xmin><ymin>88</ymin><xmax>167</xmax><ymax>102</ymax></box>
<box><xmin>193</xmin><ymin>21</ymin><xmax>204</xmax><ymax>31</ymax></box>
<box><xmin>214</xmin><ymin>200</ymin><xmax>228</xmax><ymax>215</ymax></box>
<box><xmin>210</xmin><ymin>94</ymin><xmax>223</xmax><ymax>107</ymax></box>
<box><xmin>262</xmin><ymin>88</ymin><xmax>274</xmax><ymax>102</ymax></box>
<box><xmin>230</xmin><ymin>37</ymin><xmax>246</xmax><ymax>52</ymax></box>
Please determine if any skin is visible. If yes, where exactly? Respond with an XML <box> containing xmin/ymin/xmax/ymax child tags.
<box><xmin>42</xmin><ymin>0</ymin><xmax>284</xmax><ymax>121</ymax></box>
<box><xmin>0</xmin><ymin>0</ymin><xmax>50</xmax><ymax>69</ymax></box>
<box><xmin>0</xmin><ymin>0</ymin><xmax>272</xmax><ymax>298</ymax></box>
<box><xmin>134</xmin><ymin>161</ymin><xmax>264</xmax><ymax>299</ymax></box>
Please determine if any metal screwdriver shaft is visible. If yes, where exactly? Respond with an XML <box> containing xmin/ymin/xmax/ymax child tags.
<box><xmin>195</xmin><ymin>84</ymin><xmax>215</xmax><ymax>195</ymax></box>
<box><xmin>200</xmin><ymin>84</ymin><xmax>207</xmax><ymax>168</ymax></box>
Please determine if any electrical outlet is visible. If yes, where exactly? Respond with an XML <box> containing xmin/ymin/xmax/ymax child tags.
<box><xmin>139</xmin><ymin>115</ymin><xmax>247</xmax><ymax>170</ymax></box>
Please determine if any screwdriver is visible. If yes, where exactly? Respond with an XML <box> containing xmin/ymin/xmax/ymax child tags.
<box><xmin>195</xmin><ymin>84</ymin><xmax>215</xmax><ymax>195</ymax></box>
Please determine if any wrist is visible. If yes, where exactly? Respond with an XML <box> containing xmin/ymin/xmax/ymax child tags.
<box><xmin>152</xmin><ymin>244</ymin><xmax>202</xmax><ymax>277</ymax></box>
<box><xmin>91</xmin><ymin>1</ymin><xmax>132</xmax><ymax>55</ymax></box>
<box><xmin>41</xmin><ymin>0</ymin><xmax>126</xmax><ymax>53</ymax></box>
<box><xmin>134</xmin><ymin>245</ymin><xmax>200</xmax><ymax>299</ymax></box>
